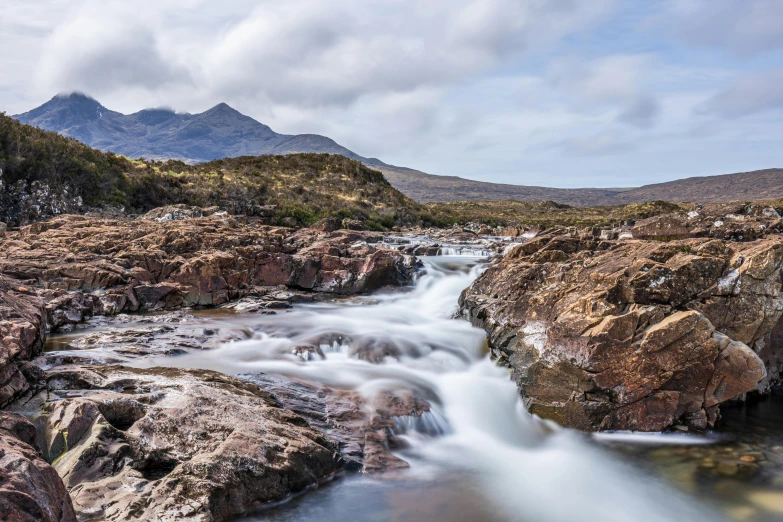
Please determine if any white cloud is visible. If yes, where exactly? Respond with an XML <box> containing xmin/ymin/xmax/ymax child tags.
<box><xmin>697</xmin><ymin>70</ymin><xmax>783</xmax><ymax>119</ymax></box>
<box><xmin>1</xmin><ymin>0</ymin><xmax>782</xmax><ymax>188</ymax></box>
<box><xmin>38</xmin><ymin>7</ymin><xmax>191</xmax><ymax>93</ymax></box>
<box><xmin>547</xmin><ymin>54</ymin><xmax>660</xmax><ymax>128</ymax></box>
<box><xmin>196</xmin><ymin>0</ymin><xmax>613</xmax><ymax>107</ymax></box>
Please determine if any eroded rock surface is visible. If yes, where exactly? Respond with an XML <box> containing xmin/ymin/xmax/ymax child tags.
<box><xmin>0</xmin><ymin>275</ymin><xmax>46</xmax><ymax>407</ymax></box>
<box><xmin>461</xmin><ymin>233</ymin><xmax>778</xmax><ymax>431</ymax></box>
<box><xmin>630</xmin><ymin>204</ymin><xmax>783</xmax><ymax>242</ymax></box>
<box><xmin>39</xmin><ymin>365</ymin><xmax>342</xmax><ymax>522</ymax></box>
<box><xmin>0</xmin><ymin>212</ymin><xmax>417</xmax><ymax>405</ymax></box>
<box><xmin>0</xmin><ymin>214</ymin><xmax>416</xmax><ymax>315</ymax></box>
<box><xmin>0</xmin><ymin>411</ymin><xmax>77</xmax><ymax>522</ymax></box>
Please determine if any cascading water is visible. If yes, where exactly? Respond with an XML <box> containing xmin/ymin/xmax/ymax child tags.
<box><xmin>128</xmin><ymin>254</ymin><xmax>723</xmax><ymax>522</ymax></box>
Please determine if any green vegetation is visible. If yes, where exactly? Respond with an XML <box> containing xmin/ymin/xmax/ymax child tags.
<box><xmin>0</xmin><ymin>113</ymin><xmax>448</xmax><ymax>228</ymax></box>
<box><xmin>425</xmin><ymin>199</ymin><xmax>690</xmax><ymax>227</ymax></box>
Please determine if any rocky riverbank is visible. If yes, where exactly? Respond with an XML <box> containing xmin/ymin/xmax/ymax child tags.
<box><xmin>460</xmin><ymin>205</ymin><xmax>783</xmax><ymax>432</ymax></box>
<box><xmin>0</xmin><ymin>208</ymin><xmax>426</xmax><ymax>520</ymax></box>
<box><xmin>0</xmin><ymin>209</ymin><xmax>418</xmax><ymax>404</ymax></box>
<box><xmin>4</xmin><ymin>202</ymin><xmax>783</xmax><ymax>521</ymax></box>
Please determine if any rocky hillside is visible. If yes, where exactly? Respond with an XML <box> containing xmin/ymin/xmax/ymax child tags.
<box><xmin>0</xmin><ymin>113</ymin><xmax>437</xmax><ymax>228</ymax></box>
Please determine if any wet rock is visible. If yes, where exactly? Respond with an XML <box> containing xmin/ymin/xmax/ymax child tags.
<box><xmin>219</xmin><ymin>286</ymin><xmax>320</xmax><ymax>313</ymax></box>
<box><xmin>41</xmin><ymin>365</ymin><xmax>342</xmax><ymax>522</ymax></box>
<box><xmin>0</xmin><ymin>411</ymin><xmax>77</xmax><ymax>522</ymax></box>
<box><xmin>39</xmin><ymin>311</ymin><xmax>261</xmax><ymax>368</ymax></box>
<box><xmin>245</xmin><ymin>374</ymin><xmax>428</xmax><ymax>473</ymax></box>
<box><xmin>461</xmin><ymin>234</ymin><xmax>779</xmax><ymax>431</ymax></box>
<box><xmin>755</xmin><ymin>313</ymin><xmax>783</xmax><ymax>394</ymax></box>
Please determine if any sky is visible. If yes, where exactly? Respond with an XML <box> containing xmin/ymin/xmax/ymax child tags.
<box><xmin>1</xmin><ymin>0</ymin><xmax>782</xmax><ymax>188</ymax></box>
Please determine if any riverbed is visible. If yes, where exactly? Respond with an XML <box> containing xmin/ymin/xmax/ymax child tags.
<box><xmin>44</xmin><ymin>254</ymin><xmax>783</xmax><ymax>522</ymax></box>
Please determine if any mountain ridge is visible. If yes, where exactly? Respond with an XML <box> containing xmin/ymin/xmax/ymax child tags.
<box><xmin>13</xmin><ymin>93</ymin><xmax>783</xmax><ymax>206</ymax></box>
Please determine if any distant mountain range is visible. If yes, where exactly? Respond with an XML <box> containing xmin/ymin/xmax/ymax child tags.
<box><xmin>13</xmin><ymin>93</ymin><xmax>783</xmax><ymax>206</ymax></box>
<box><xmin>14</xmin><ymin>93</ymin><xmax>386</xmax><ymax>166</ymax></box>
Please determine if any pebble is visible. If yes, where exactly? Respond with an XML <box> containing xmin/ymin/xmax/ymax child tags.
<box><xmin>740</xmin><ymin>455</ymin><xmax>757</xmax><ymax>463</ymax></box>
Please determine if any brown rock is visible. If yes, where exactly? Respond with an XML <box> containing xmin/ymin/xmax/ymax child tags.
<box><xmin>0</xmin><ymin>411</ymin><xmax>77</xmax><ymax>522</ymax></box>
<box><xmin>341</xmin><ymin>218</ymin><xmax>364</xmax><ymax>230</ymax></box>
<box><xmin>248</xmin><ymin>374</ymin><xmax>426</xmax><ymax>473</ymax></box>
<box><xmin>0</xmin><ymin>275</ymin><xmax>47</xmax><ymax>407</ymax></box>
<box><xmin>42</xmin><ymin>365</ymin><xmax>343</xmax><ymax>522</ymax></box>
<box><xmin>461</xmin><ymin>233</ymin><xmax>777</xmax><ymax>431</ymax></box>
<box><xmin>311</xmin><ymin>216</ymin><xmax>342</xmax><ymax>233</ymax></box>
<box><xmin>631</xmin><ymin>214</ymin><xmax>692</xmax><ymax>240</ymax></box>
<box><xmin>0</xmin><ymin>213</ymin><xmax>417</xmax><ymax>315</ymax></box>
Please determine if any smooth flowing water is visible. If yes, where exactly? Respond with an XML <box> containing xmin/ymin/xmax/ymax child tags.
<box><xmin>111</xmin><ymin>256</ymin><xmax>722</xmax><ymax>522</ymax></box>
<box><xmin>44</xmin><ymin>255</ymin><xmax>783</xmax><ymax>521</ymax></box>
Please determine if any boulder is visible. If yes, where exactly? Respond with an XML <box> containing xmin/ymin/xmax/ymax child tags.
<box><xmin>500</xmin><ymin>226</ymin><xmax>522</xmax><ymax>237</ymax></box>
<box><xmin>41</xmin><ymin>365</ymin><xmax>343</xmax><ymax>522</ymax></box>
<box><xmin>631</xmin><ymin>214</ymin><xmax>692</xmax><ymax>240</ymax></box>
<box><xmin>0</xmin><ymin>411</ymin><xmax>77</xmax><ymax>522</ymax></box>
<box><xmin>341</xmin><ymin>218</ymin><xmax>364</xmax><ymax>230</ymax></box>
<box><xmin>461</xmin><ymin>234</ymin><xmax>778</xmax><ymax>431</ymax></box>
<box><xmin>311</xmin><ymin>216</ymin><xmax>342</xmax><ymax>233</ymax></box>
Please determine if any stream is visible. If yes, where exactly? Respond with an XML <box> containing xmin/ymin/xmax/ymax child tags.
<box><xmin>45</xmin><ymin>254</ymin><xmax>783</xmax><ymax>522</ymax></box>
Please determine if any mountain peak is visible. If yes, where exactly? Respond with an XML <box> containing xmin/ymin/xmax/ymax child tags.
<box><xmin>133</xmin><ymin>107</ymin><xmax>177</xmax><ymax>126</ymax></box>
<box><xmin>206</xmin><ymin>102</ymin><xmax>240</xmax><ymax>114</ymax></box>
<box><xmin>55</xmin><ymin>91</ymin><xmax>98</xmax><ymax>102</ymax></box>
<box><xmin>50</xmin><ymin>92</ymin><xmax>103</xmax><ymax>110</ymax></box>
